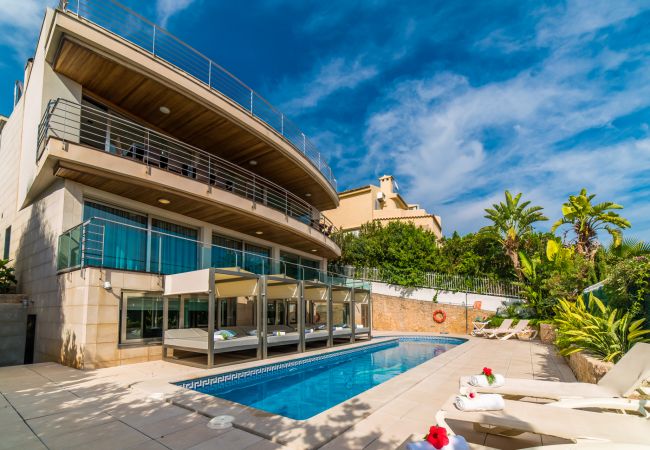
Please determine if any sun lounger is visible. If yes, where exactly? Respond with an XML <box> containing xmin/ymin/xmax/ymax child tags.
<box><xmin>487</xmin><ymin>320</ymin><xmax>532</xmax><ymax>340</ymax></box>
<box><xmin>436</xmin><ymin>395</ymin><xmax>650</xmax><ymax>445</ymax></box>
<box><xmin>164</xmin><ymin>328</ymin><xmax>259</xmax><ymax>353</ymax></box>
<box><xmin>333</xmin><ymin>326</ymin><xmax>352</xmax><ymax>337</ymax></box>
<box><xmin>481</xmin><ymin>319</ymin><xmax>513</xmax><ymax>338</ymax></box>
<box><xmin>460</xmin><ymin>342</ymin><xmax>650</xmax><ymax>400</ymax></box>
<box><xmin>354</xmin><ymin>325</ymin><xmax>370</xmax><ymax>335</ymax></box>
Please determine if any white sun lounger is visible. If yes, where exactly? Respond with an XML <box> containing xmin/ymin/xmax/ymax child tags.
<box><xmin>436</xmin><ymin>395</ymin><xmax>650</xmax><ymax>445</ymax></box>
<box><xmin>481</xmin><ymin>319</ymin><xmax>513</xmax><ymax>338</ymax></box>
<box><xmin>460</xmin><ymin>342</ymin><xmax>650</xmax><ymax>400</ymax></box>
<box><xmin>487</xmin><ymin>319</ymin><xmax>533</xmax><ymax>340</ymax></box>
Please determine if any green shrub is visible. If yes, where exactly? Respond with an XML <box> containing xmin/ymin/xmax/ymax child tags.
<box><xmin>603</xmin><ymin>256</ymin><xmax>650</xmax><ymax>320</ymax></box>
<box><xmin>554</xmin><ymin>294</ymin><xmax>650</xmax><ymax>362</ymax></box>
<box><xmin>0</xmin><ymin>259</ymin><xmax>16</xmax><ymax>294</ymax></box>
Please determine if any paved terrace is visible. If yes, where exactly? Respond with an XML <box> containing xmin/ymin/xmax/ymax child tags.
<box><xmin>0</xmin><ymin>335</ymin><xmax>577</xmax><ymax>450</ymax></box>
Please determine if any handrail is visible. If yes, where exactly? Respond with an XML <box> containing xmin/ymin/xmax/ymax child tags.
<box><xmin>58</xmin><ymin>216</ymin><xmax>328</xmax><ymax>282</ymax></box>
<box><xmin>57</xmin><ymin>0</ymin><xmax>337</xmax><ymax>189</ymax></box>
<box><xmin>38</xmin><ymin>98</ymin><xmax>338</xmax><ymax>237</ymax></box>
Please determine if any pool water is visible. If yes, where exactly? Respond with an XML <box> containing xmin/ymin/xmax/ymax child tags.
<box><xmin>185</xmin><ymin>338</ymin><xmax>463</xmax><ymax>420</ymax></box>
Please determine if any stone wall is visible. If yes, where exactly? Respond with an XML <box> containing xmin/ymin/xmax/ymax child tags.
<box><xmin>567</xmin><ymin>351</ymin><xmax>613</xmax><ymax>383</ymax></box>
<box><xmin>372</xmin><ymin>293</ymin><xmax>494</xmax><ymax>334</ymax></box>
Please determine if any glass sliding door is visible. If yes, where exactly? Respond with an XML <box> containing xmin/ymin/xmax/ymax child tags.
<box><xmin>150</xmin><ymin>219</ymin><xmax>199</xmax><ymax>274</ymax></box>
<box><xmin>280</xmin><ymin>252</ymin><xmax>300</xmax><ymax>279</ymax></box>
<box><xmin>83</xmin><ymin>202</ymin><xmax>147</xmax><ymax>271</ymax></box>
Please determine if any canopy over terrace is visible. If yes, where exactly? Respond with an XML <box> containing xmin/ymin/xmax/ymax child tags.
<box><xmin>161</xmin><ymin>268</ymin><xmax>372</xmax><ymax>368</ymax></box>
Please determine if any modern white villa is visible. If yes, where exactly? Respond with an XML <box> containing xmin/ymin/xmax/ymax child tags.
<box><xmin>0</xmin><ymin>0</ymin><xmax>370</xmax><ymax>369</ymax></box>
<box><xmin>0</xmin><ymin>2</ymin><xmax>648</xmax><ymax>450</ymax></box>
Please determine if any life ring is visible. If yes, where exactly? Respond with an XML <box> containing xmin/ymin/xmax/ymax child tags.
<box><xmin>433</xmin><ymin>309</ymin><xmax>446</xmax><ymax>323</ymax></box>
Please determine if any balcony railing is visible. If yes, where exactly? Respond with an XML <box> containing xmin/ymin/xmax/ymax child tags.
<box><xmin>38</xmin><ymin>98</ymin><xmax>337</xmax><ymax>237</ymax></box>
<box><xmin>57</xmin><ymin>0</ymin><xmax>337</xmax><ymax>189</ymax></box>
<box><xmin>57</xmin><ymin>217</ymin><xmax>365</xmax><ymax>288</ymax></box>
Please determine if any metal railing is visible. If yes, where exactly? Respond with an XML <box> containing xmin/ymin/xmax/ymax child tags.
<box><xmin>330</xmin><ymin>264</ymin><xmax>522</xmax><ymax>297</ymax></box>
<box><xmin>38</xmin><ymin>98</ymin><xmax>337</xmax><ymax>237</ymax></box>
<box><xmin>57</xmin><ymin>0</ymin><xmax>337</xmax><ymax>189</ymax></box>
<box><xmin>58</xmin><ymin>217</ymin><xmax>332</xmax><ymax>282</ymax></box>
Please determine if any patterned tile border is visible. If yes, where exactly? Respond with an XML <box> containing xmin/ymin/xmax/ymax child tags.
<box><xmin>175</xmin><ymin>336</ymin><xmax>466</xmax><ymax>391</ymax></box>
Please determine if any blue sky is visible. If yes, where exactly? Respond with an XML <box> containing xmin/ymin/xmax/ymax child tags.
<box><xmin>2</xmin><ymin>0</ymin><xmax>650</xmax><ymax>240</ymax></box>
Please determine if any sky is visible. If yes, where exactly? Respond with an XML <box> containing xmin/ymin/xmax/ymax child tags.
<box><xmin>1</xmin><ymin>0</ymin><xmax>650</xmax><ymax>240</ymax></box>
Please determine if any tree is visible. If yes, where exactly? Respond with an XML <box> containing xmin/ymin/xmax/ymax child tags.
<box><xmin>551</xmin><ymin>188</ymin><xmax>631</xmax><ymax>260</ymax></box>
<box><xmin>481</xmin><ymin>191</ymin><xmax>548</xmax><ymax>280</ymax></box>
<box><xmin>0</xmin><ymin>259</ymin><xmax>16</xmax><ymax>294</ymax></box>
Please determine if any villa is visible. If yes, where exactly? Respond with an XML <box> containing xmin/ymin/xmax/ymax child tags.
<box><xmin>0</xmin><ymin>2</ymin><xmax>648</xmax><ymax>450</ymax></box>
<box><xmin>323</xmin><ymin>175</ymin><xmax>443</xmax><ymax>237</ymax></box>
<box><xmin>0</xmin><ymin>0</ymin><xmax>370</xmax><ymax>369</ymax></box>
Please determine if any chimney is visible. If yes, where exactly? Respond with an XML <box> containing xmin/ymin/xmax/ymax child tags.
<box><xmin>379</xmin><ymin>175</ymin><xmax>395</xmax><ymax>195</ymax></box>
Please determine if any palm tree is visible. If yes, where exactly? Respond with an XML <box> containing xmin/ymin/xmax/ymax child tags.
<box><xmin>605</xmin><ymin>237</ymin><xmax>650</xmax><ymax>260</ymax></box>
<box><xmin>551</xmin><ymin>189</ymin><xmax>631</xmax><ymax>260</ymax></box>
<box><xmin>481</xmin><ymin>191</ymin><xmax>548</xmax><ymax>280</ymax></box>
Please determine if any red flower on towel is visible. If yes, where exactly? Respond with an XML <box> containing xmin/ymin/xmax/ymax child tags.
<box><xmin>482</xmin><ymin>367</ymin><xmax>496</xmax><ymax>385</ymax></box>
<box><xmin>469</xmin><ymin>392</ymin><xmax>476</xmax><ymax>399</ymax></box>
<box><xmin>424</xmin><ymin>425</ymin><xmax>449</xmax><ymax>449</ymax></box>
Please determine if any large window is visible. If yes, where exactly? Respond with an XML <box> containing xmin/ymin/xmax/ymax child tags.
<box><xmin>83</xmin><ymin>202</ymin><xmax>147</xmax><ymax>270</ymax></box>
<box><xmin>151</xmin><ymin>219</ymin><xmax>199</xmax><ymax>274</ymax></box>
<box><xmin>212</xmin><ymin>235</ymin><xmax>243</xmax><ymax>268</ymax></box>
<box><xmin>121</xmin><ymin>293</ymin><xmax>164</xmax><ymax>343</ymax></box>
<box><xmin>280</xmin><ymin>251</ymin><xmax>321</xmax><ymax>280</ymax></box>
<box><xmin>212</xmin><ymin>234</ymin><xmax>270</xmax><ymax>274</ymax></box>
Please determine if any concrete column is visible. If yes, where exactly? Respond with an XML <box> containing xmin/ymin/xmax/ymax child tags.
<box><xmin>297</xmin><ymin>281</ymin><xmax>305</xmax><ymax>353</ymax></box>
<box><xmin>260</xmin><ymin>276</ymin><xmax>268</xmax><ymax>359</ymax></box>
<box><xmin>327</xmin><ymin>286</ymin><xmax>333</xmax><ymax>347</ymax></box>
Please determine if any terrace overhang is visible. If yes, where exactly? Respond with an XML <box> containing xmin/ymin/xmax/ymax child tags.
<box><xmin>44</xmin><ymin>9</ymin><xmax>338</xmax><ymax>210</ymax></box>
<box><xmin>35</xmin><ymin>137</ymin><xmax>341</xmax><ymax>258</ymax></box>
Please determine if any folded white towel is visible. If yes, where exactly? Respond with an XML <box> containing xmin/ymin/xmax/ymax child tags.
<box><xmin>304</xmin><ymin>328</ymin><xmax>314</xmax><ymax>334</ymax></box>
<box><xmin>272</xmin><ymin>331</ymin><xmax>286</xmax><ymax>336</ymax></box>
<box><xmin>454</xmin><ymin>394</ymin><xmax>504</xmax><ymax>411</ymax></box>
<box><xmin>406</xmin><ymin>436</ymin><xmax>470</xmax><ymax>450</ymax></box>
<box><xmin>214</xmin><ymin>334</ymin><xmax>225</xmax><ymax>341</ymax></box>
<box><xmin>246</xmin><ymin>330</ymin><xmax>257</xmax><ymax>336</ymax></box>
<box><xmin>468</xmin><ymin>374</ymin><xmax>505</xmax><ymax>387</ymax></box>
<box><xmin>334</xmin><ymin>326</ymin><xmax>344</xmax><ymax>330</ymax></box>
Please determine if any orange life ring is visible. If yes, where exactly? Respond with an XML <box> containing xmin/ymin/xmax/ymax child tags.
<box><xmin>433</xmin><ymin>309</ymin><xmax>446</xmax><ymax>323</ymax></box>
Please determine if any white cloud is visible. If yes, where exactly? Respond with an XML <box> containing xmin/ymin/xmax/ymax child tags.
<box><xmin>280</xmin><ymin>57</ymin><xmax>378</xmax><ymax>114</ymax></box>
<box><xmin>361</xmin><ymin>0</ymin><xmax>650</xmax><ymax>236</ymax></box>
<box><xmin>0</xmin><ymin>0</ymin><xmax>53</xmax><ymax>60</ymax></box>
<box><xmin>156</xmin><ymin>0</ymin><xmax>196</xmax><ymax>27</ymax></box>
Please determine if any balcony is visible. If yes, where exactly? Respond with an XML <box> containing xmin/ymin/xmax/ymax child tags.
<box><xmin>37</xmin><ymin>98</ymin><xmax>340</xmax><ymax>257</ymax></box>
<box><xmin>57</xmin><ymin>217</ymin><xmax>358</xmax><ymax>286</ymax></box>
<box><xmin>48</xmin><ymin>0</ymin><xmax>337</xmax><ymax>209</ymax></box>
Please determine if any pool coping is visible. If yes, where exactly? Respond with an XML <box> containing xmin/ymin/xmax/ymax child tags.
<box><xmin>135</xmin><ymin>334</ymin><xmax>479</xmax><ymax>449</ymax></box>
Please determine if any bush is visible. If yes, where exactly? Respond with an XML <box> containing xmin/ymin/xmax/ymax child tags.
<box><xmin>0</xmin><ymin>259</ymin><xmax>16</xmax><ymax>294</ymax></box>
<box><xmin>554</xmin><ymin>294</ymin><xmax>650</xmax><ymax>362</ymax></box>
<box><xmin>603</xmin><ymin>256</ymin><xmax>650</xmax><ymax>320</ymax></box>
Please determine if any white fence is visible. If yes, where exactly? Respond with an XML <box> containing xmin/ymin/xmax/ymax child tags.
<box><xmin>330</xmin><ymin>265</ymin><xmax>522</xmax><ymax>298</ymax></box>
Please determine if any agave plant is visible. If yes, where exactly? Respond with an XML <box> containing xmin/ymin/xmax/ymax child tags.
<box><xmin>554</xmin><ymin>294</ymin><xmax>650</xmax><ymax>362</ymax></box>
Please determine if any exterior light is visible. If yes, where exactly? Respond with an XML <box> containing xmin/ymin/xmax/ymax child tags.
<box><xmin>255</xmin><ymin>231</ymin><xmax>263</xmax><ymax>235</ymax></box>
<box><xmin>249</xmin><ymin>160</ymin><xmax>258</xmax><ymax>166</ymax></box>
<box><xmin>158</xmin><ymin>198</ymin><xmax>171</xmax><ymax>205</ymax></box>
<box><xmin>311</xmin><ymin>249</ymin><xmax>317</xmax><ymax>252</ymax></box>
<box><xmin>305</xmin><ymin>193</ymin><xmax>312</xmax><ymax>197</ymax></box>
<box><xmin>159</xmin><ymin>106</ymin><xmax>171</xmax><ymax>114</ymax></box>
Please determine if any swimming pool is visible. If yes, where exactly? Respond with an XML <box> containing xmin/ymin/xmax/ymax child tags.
<box><xmin>176</xmin><ymin>337</ymin><xmax>465</xmax><ymax>420</ymax></box>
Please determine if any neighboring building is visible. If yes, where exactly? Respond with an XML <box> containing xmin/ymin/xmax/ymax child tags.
<box><xmin>324</xmin><ymin>175</ymin><xmax>442</xmax><ymax>237</ymax></box>
<box><xmin>0</xmin><ymin>1</ymin><xmax>370</xmax><ymax>369</ymax></box>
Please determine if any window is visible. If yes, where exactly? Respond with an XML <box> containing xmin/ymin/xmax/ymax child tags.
<box><xmin>121</xmin><ymin>292</ymin><xmax>165</xmax><ymax>343</ymax></box>
<box><xmin>280</xmin><ymin>251</ymin><xmax>321</xmax><ymax>280</ymax></box>
<box><xmin>243</xmin><ymin>243</ymin><xmax>271</xmax><ymax>274</ymax></box>
<box><xmin>151</xmin><ymin>219</ymin><xmax>199</xmax><ymax>274</ymax></box>
<box><xmin>221</xmin><ymin>298</ymin><xmax>237</xmax><ymax>327</ymax></box>
<box><xmin>212</xmin><ymin>234</ymin><xmax>243</xmax><ymax>268</ymax></box>
<box><xmin>3</xmin><ymin>226</ymin><xmax>11</xmax><ymax>259</ymax></box>
<box><xmin>83</xmin><ymin>202</ymin><xmax>147</xmax><ymax>270</ymax></box>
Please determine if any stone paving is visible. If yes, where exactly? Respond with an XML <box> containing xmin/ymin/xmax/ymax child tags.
<box><xmin>0</xmin><ymin>335</ymin><xmax>578</xmax><ymax>450</ymax></box>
